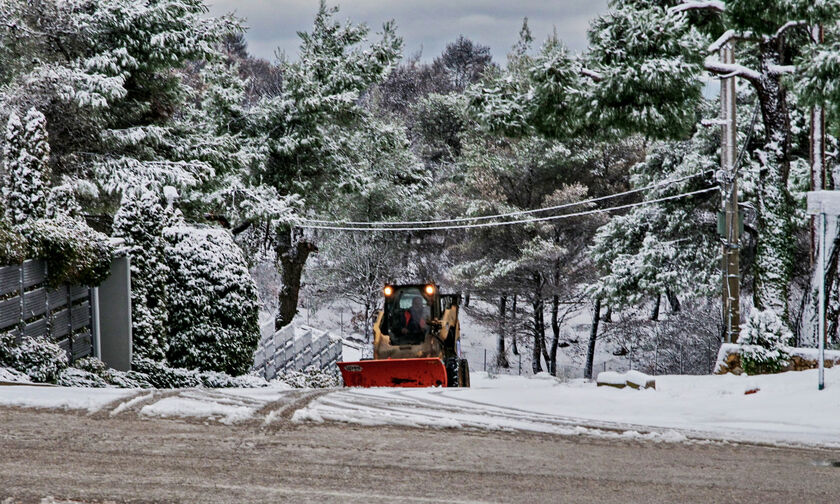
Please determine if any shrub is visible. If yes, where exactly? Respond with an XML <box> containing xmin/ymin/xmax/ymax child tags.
<box><xmin>75</xmin><ymin>357</ymin><xmax>154</xmax><ymax>388</ymax></box>
<box><xmin>13</xmin><ymin>336</ymin><xmax>68</xmax><ymax>383</ymax></box>
<box><xmin>164</xmin><ymin>225</ymin><xmax>260</xmax><ymax>376</ymax></box>
<box><xmin>21</xmin><ymin>215</ymin><xmax>113</xmax><ymax>286</ymax></box>
<box><xmin>0</xmin><ymin>331</ymin><xmax>16</xmax><ymax>367</ymax></box>
<box><xmin>132</xmin><ymin>357</ymin><xmax>267</xmax><ymax>388</ymax></box>
<box><xmin>58</xmin><ymin>367</ymin><xmax>109</xmax><ymax>387</ymax></box>
<box><xmin>0</xmin><ymin>219</ymin><xmax>27</xmax><ymax>264</ymax></box>
<box><xmin>112</xmin><ymin>189</ymin><xmax>170</xmax><ymax>361</ymax></box>
<box><xmin>275</xmin><ymin>367</ymin><xmax>341</xmax><ymax>388</ymax></box>
<box><xmin>737</xmin><ymin>309</ymin><xmax>793</xmax><ymax>375</ymax></box>
<box><xmin>103</xmin><ymin>369</ymin><xmax>154</xmax><ymax>388</ymax></box>
<box><xmin>132</xmin><ymin>357</ymin><xmax>203</xmax><ymax>388</ymax></box>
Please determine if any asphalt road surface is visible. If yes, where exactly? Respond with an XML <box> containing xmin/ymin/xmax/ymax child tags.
<box><xmin>1</xmin><ymin>402</ymin><xmax>839</xmax><ymax>504</ymax></box>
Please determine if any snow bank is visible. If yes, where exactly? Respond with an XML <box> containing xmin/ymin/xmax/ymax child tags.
<box><xmin>597</xmin><ymin>370</ymin><xmax>655</xmax><ymax>389</ymax></box>
<box><xmin>6</xmin><ymin>367</ymin><xmax>840</xmax><ymax>447</ymax></box>
<box><xmin>294</xmin><ymin>368</ymin><xmax>840</xmax><ymax>447</ymax></box>
<box><xmin>0</xmin><ymin>366</ymin><xmax>32</xmax><ymax>383</ymax></box>
<box><xmin>0</xmin><ymin>386</ymin><xmax>135</xmax><ymax>413</ymax></box>
<box><xmin>140</xmin><ymin>396</ymin><xmax>254</xmax><ymax>425</ymax></box>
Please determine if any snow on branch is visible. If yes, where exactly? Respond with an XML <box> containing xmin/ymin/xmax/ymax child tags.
<box><xmin>704</xmin><ymin>55</ymin><xmax>761</xmax><ymax>82</ymax></box>
<box><xmin>771</xmin><ymin>20</ymin><xmax>808</xmax><ymax>42</ymax></box>
<box><xmin>767</xmin><ymin>64</ymin><xmax>796</xmax><ymax>75</ymax></box>
<box><xmin>708</xmin><ymin>30</ymin><xmax>755</xmax><ymax>53</ymax></box>
<box><xmin>579</xmin><ymin>68</ymin><xmax>603</xmax><ymax>82</ymax></box>
<box><xmin>668</xmin><ymin>1</ymin><xmax>725</xmax><ymax>15</ymax></box>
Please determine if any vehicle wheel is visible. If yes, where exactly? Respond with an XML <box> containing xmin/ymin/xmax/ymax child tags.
<box><xmin>458</xmin><ymin>359</ymin><xmax>470</xmax><ymax>388</ymax></box>
<box><xmin>444</xmin><ymin>357</ymin><xmax>459</xmax><ymax>387</ymax></box>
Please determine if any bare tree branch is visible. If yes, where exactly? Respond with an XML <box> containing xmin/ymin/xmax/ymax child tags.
<box><xmin>767</xmin><ymin>63</ymin><xmax>796</xmax><ymax>75</ymax></box>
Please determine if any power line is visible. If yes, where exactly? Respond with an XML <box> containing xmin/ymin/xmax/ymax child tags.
<box><xmin>300</xmin><ymin>186</ymin><xmax>717</xmax><ymax>232</ymax></box>
<box><xmin>302</xmin><ymin>170</ymin><xmax>714</xmax><ymax>227</ymax></box>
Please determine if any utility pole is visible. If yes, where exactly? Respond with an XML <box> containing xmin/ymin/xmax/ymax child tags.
<box><xmin>720</xmin><ymin>43</ymin><xmax>740</xmax><ymax>343</ymax></box>
<box><xmin>810</xmin><ymin>23</ymin><xmax>827</xmax><ymax>266</ymax></box>
<box><xmin>810</xmin><ymin>24</ymin><xmax>828</xmax><ymax>361</ymax></box>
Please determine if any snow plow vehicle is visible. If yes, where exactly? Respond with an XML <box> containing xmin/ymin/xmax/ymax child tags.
<box><xmin>338</xmin><ymin>283</ymin><xmax>470</xmax><ymax>388</ymax></box>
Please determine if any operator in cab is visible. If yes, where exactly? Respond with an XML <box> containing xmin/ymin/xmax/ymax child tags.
<box><xmin>397</xmin><ymin>296</ymin><xmax>427</xmax><ymax>336</ymax></box>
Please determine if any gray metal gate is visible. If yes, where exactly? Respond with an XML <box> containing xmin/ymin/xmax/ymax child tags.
<box><xmin>0</xmin><ymin>259</ymin><xmax>94</xmax><ymax>362</ymax></box>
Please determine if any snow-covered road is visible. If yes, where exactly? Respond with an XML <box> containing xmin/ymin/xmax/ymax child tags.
<box><xmin>2</xmin><ymin>367</ymin><xmax>840</xmax><ymax>448</ymax></box>
<box><xmin>291</xmin><ymin>369</ymin><xmax>840</xmax><ymax>447</ymax></box>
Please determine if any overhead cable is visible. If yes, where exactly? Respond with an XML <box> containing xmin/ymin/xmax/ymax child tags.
<box><xmin>302</xmin><ymin>169</ymin><xmax>714</xmax><ymax>227</ymax></box>
<box><xmin>300</xmin><ymin>186</ymin><xmax>718</xmax><ymax>232</ymax></box>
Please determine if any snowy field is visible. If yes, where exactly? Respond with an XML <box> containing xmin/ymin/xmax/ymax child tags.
<box><xmin>2</xmin><ymin>367</ymin><xmax>840</xmax><ymax>448</ymax></box>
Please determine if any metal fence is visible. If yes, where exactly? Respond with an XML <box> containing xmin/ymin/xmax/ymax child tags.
<box><xmin>0</xmin><ymin>259</ymin><xmax>94</xmax><ymax>362</ymax></box>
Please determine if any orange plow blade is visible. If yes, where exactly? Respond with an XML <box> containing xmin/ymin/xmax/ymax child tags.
<box><xmin>338</xmin><ymin>358</ymin><xmax>447</xmax><ymax>388</ymax></box>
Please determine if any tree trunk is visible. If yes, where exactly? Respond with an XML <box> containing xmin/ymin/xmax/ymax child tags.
<box><xmin>539</xmin><ymin>302</ymin><xmax>550</xmax><ymax>369</ymax></box>
<box><xmin>752</xmin><ymin>44</ymin><xmax>795</xmax><ymax>323</ymax></box>
<box><xmin>549</xmin><ymin>294</ymin><xmax>560</xmax><ymax>375</ymax></box>
<box><xmin>650</xmin><ymin>294</ymin><xmax>661</xmax><ymax>321</ymax></box>
<box><xmin>364</xmin><ymin>301</ymin><xmax>371</xmax><ymax>343</ymax></box>
<box><xmin>666</xmin><ymin>289</ymin><xmax>681</xmax><ymax>313</ymax></box>
<box><xmin>496</xmin><ymin>295</ymin><xmax>509</xmax><ymax>368</ymax></box>
<box><xmin>275</xmin><ymin>228</ymin><xmax>318</xmax><ymax>330</ymax></box>
<box><xmin>511</xmin><ymin>295</ymin><xmax>519</xmax><ymax>356</ymax></box>
<box><xmin>799</xmin><ymin>218</ymin><xmax>840</xmax><ymax>345</ymax></box>
<box><xmin>464</xmin><ymin>292</ymin><xmax>471</xmax><ymax>307</ymax></box>
<box><xmin>531</xmin><ymin>297</ymin><xmax>543</xmax><ymax>374</ymax></box>
<box><xmin>585</xmin><ymin>298</ymin><xmax>602</xmax><ymax>380</ymax></box>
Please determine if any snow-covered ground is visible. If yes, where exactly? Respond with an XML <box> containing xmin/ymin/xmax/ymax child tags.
<box><xmin>0</xmin><ymin>386</ymin><xmax>135</xmax><ymax>413</ymax></box>
<box><xmin>2</xmin><ymin>368</ymin><xmax>840</xmax><ymax>447</ymax></box>
<box><xmin>293</xmin><ymin>369</ymin><xmax>840</xmax><ymax>447</ymax></box>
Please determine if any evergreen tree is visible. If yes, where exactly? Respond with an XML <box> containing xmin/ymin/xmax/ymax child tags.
<box><xmin>0</xmin><ymin>0</ymin><xmax>242</xmax><ymax>203</ymax></box>
<box><xmin>164</xmin><ymin>225</ymin><xmax>259</xmax><ymax>375</ymax></box>
<box><xmin>581</xmin><ymin>0</ymin><xmax>840</xmax><ymax>325</ymax></box>
<box><xmin>738</xmin><ymin>309</ymin><xmax>793</xmax><ymax>374</ymax></box>
<box><xmin>3</xmin><ymin>108</ymin><xmax>50</xmax><ymax>225</ymax></box>
<box><xmin>112</xmin><ymin>189</ymin><xmax>170</xmax><ymax>361</ymax></box>
<box><xmin>248</xmin><ymin>2</ymin><xmax>404</xmax><ymax>328</ymax></box>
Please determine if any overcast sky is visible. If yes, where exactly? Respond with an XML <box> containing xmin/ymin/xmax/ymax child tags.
<box><xmin>206</xmin><ymin>1</ymin><xmax>609</xmax><ymax>63</ymax></box>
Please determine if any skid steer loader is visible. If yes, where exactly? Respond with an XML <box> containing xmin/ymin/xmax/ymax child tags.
<box><xmin>338</xmin><ymin>283</ymin><xmax>470</xmax><ymax>387</ymax></box>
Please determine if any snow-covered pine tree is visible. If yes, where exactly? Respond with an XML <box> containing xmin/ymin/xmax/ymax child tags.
<box><xmin>738</xmin><ymin>309</ymin><xmax>793</xmax><ymax>374</ymax></box>
<box><xmin>164</xmin><ymin>225</ymin><xmax>259</xmax><ymax>376</ymax></box>
<box><xmin>112</xmin><ymin>189</ymin><xmax>170</xmax><ymax>361</ymax></box>
<box><xmin>249</xmin><ymin>2</ymin><xmax>404</xmax><ymax>329</ymax></box>
<box><xmin>0</xmin><ymin>0</ymin><xmax>242</xmax><ymax>203</ymax></box>
<box><xmin>3</xmin><ymin>108</ymin><xmax>51</xmax><ymax>225</ymax></box>
<box><xmin>589</xmin><ymin>114</ymin><xmax>721</xmax><ymax>312</ymax></box>
<box><xmin>581</xmin><ymin>0</ymin><xmax>840</xmax><ymax>326</ymax></box>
